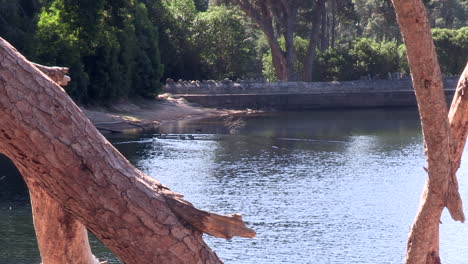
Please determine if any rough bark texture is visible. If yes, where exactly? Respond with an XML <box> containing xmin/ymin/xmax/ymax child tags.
<box><xmin>28</xmin><ymin>183</ymin><xmax>100</xmax><ymax>264</ymax></box>
<box><xmin>26</xmin><ymin>63</ymin><xmax>99</xmax><ymax>264</ymax></box>
<box><xmin>0</xmin><ymin>37</ymin><xmax>254</xmax><ymax>263</ymax></box>
<box><xmin>446</xmin><ymin>63</ymin><xmax>468</xmax><ymax>222</ymax></box>
<box><xmin>391</xmin><ymin>1</ymin><xmax>467</xmax><ymax>263</ymax></box>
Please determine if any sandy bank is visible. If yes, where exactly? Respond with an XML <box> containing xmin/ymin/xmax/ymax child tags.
<box><xmin>82</xmin><ymin>94</ymin><xmax>241</xmax><ymax>133</ymax></box>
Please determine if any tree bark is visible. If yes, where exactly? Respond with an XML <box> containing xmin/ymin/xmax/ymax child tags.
<box><xmin>0</xmin><ymin>37</ymin><xmax>254</xmax><ymax>264</ymax></box>
<box><xmin>264</xmin><ymin>24</ymin><xmax>288</xmax><ymax>81</ymax></box>
<box><xmin>391</xmin><ymin>1</ymin><xmax>467</xmax><ymax>263</ymax></box>
<box><xmin>320</xmin><ymin>3</ymin><xmax>328</xmax><ymax>51</ymax></box>
<box><xmin>281</xmin><ymin>2</ymin><xmax>298</xmax><ymax>81</ymax></box>
<box><xmin>304</xmin><ymin>0</ymin><xmax>326</xmax><ymax>81</ymax></box>
<box><xmin>28</xmin><ymin>182</ymin><xmax>100</xmax><ymax>264</ymax></box>
<box><xmin>231</xmin><ymin>0</ymin><xmax>290</xmax><ymax>81</ymax></box>
<box><xmin>26</xmin><ymin>63</ymin><xmax>100</xmax><ymax>264</ymax></box>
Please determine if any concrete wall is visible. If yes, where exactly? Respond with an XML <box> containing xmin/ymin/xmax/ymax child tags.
<box><xmin>163</xmin><ymin>78</ymin><xmax>459</xmax><ymax>110</ymax></box>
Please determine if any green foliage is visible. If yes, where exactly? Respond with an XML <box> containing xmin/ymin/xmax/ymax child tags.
<box><xmin>191</xmin><ymin>6</ymin><xmax>259</xmax><ymax>80</ymax></box>
<box><xmin>313</xmin><ymin>49</ymin><xmax>355</xmax><ymax>81</ymax></box>
<box><xmin>262</xmin><ymin>36</ymin><xmax>402</xmax><ymax>81</ymax></box>
<box><xmin>396</xmin><ymin>27</ymin><xmax>467</xmax><ymax>76</ymax></box>
<box><xmin>347</xmin><ymin>38</ymin><xmax>400</xmax><ymax>79</ymax></box>
<box><xmin>432</xmin><ymin>27</ymin><xmax>468</xmax><ymax>75</ymax></box>
<box><xmin>1</xmin><ymin>0</ymin><xmax>466</xmax><ymax>105</ymax></box>
<box><xmin>164</xmin><ymin>0</ymin><xmax>197</xmax><ymax>24</ymax></box>
<box><xmin>351</xmin><ymin>0</ymin><xmax>401</xmax><ymax>41</ymax></box>
<box><xmin>425</xmin><ymin>0</ymin><xmax>468</xmax><ymax>28</ymax></box>
<box><xmin>34</xmin><ymin>0</ymin><xmax>164</xmax><ymax>103</ymax></box>
<box><xmin>149</xmin><ymin>0</ymin><xmax>204</xmax><ymax>80</ymax></box>
<box><xmin>0</xmin><ymin>0</ymin><xmax>39</xmax><ymax>56</ymax></box>
<box><xmin>133</xmin><ymin>3</ymin><xmax>163</xmax><ymax>97</ymax></box>
<box><xmin>397</xmin><ymin>44</ymin><xmax>409</xmax><ymax>74</ymax></box>
<box><xmin>262</xmin><ymin>36</ymin><xmax>308</xmax><ymax>82</ymax></box>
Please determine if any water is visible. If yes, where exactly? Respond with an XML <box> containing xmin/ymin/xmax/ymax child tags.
<box><xmin>1</xmin><ymin>108</ymin><xmax>468</xmax><ymax>263</ymax></box>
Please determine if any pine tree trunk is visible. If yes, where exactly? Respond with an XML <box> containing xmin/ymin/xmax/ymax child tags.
<box><xmin>304</xmin><ymin>0</ymin><xmax>326</xmax><ymax>81</ymax></box>
<box><xmin>268</xmin><ymin>37</ymin><xmax>288</xmax><ymax>81</ymax></box>
<box><xmin>28</xmin><ymin>183</ymin><xmax>100</xmax><ymax>264</ymax></box>
<box><xmin>23</xmin><ymin>63</ymin><xmax>100</xmax><ymax>264</ymax></box>
<box><xmin>0</xmin><ymin>37</ymin><xmax>254</xmax><ymax>263</ymax></box>
<box><xmin>391</xmin><ymin>1</ymin><xmax>467</xmax><ymax>263</ymax></box>
<box><xmin>330</xmin><ymin>0</ymin><xmax>336</xmax><ymax>49</ymax></box>
<box><xmin>320</xmin><ymin>3</ymin><xmax>328</xmax><ymax>51</ymax></box>
<box><xmin>284</xmin><ymin>7</ymin><xmax>298</xmax><ymax>81</ymax></box>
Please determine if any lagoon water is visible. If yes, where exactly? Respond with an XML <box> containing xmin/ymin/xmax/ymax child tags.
<box><xmin>1</xmin><ymin>109</ymin><xmax>468</xmax><ymax>263</ymax></box>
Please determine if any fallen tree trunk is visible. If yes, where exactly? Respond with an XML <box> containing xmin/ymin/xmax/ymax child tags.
<box><xmin>391</xmin><ymin>1</ymin><xmax>467</xmax><ymax>263</ymax></box>
<box><xmin>0</xmin><ymin>37</ymin><xmax>254</xmax><ymax>263</ymax></box>
<box><xmin>34</xmin><ymin>60</ymin><xmax>95</xmax><ymax>263</ymax></box>
<box><xmin>25</xmin><ymin>62</ymin><xmax>100</xmax><ymax>264</ymax></box>
<box><xmin>29</xmin><ymin>184</ymin><xmax>100</xmax><ymax>264</ymax></box>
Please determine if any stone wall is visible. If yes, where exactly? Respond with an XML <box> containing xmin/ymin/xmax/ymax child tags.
<box><xmin>163</xmin><ymin>77</ymin><xmax>459</xmax><ymax>110</ymax></box>
<box><xmin>163</xmin><ymin>77</ymin><xmax>459</xmax><ymax>95</ymax></box>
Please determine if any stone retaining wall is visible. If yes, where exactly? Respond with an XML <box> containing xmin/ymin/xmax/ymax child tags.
<box><xmin>163</xmin><ymin>77</ymin><xmax>459</xmax><ymax>110</ymax></box>
<box><xmin>164</xmin><ymin>77</ymin><xmax>459</xmax><ymax>95</ymax></box>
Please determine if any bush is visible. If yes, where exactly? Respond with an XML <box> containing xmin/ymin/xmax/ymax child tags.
<box><xmin>191</xmin><ymin>6</ymin><xmax>260</xmax><ymax>80</ymax></box>
<box><xmin>34</xmin><ymin>0</ymin><xmax>163</xmax><ymax>103</ymax></box>
<box><xmin>347</xmin><ymin>38</ymin><xmax>400</xmax><ymax>79</ymax></box>
<box><xmin>262</xmin><ymin>37</ymin><xmax>402</xmax><ymax>81</ymax></box>
<box><xmin>432</xmin><ymin>27</ymin><xmax>468</xmax><ymax>75</ymax></box>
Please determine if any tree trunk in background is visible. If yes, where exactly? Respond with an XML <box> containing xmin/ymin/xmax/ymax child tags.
<box><xmin>0</xmin><ymin>37</ymin><xmax>254</xmax><ymax>263</ymax></box>
<box><xmin>265</xmin><ymin>27</ymin><xmax>288</xmax><ymax>81</ymax></box>
<box><xmin>391</xmin><ymin>1</ymin><xmax>467</xmax><ymax>263</ymax></box>
<box><xmin>283</xmin><ymin>5</ymin><xmax>298</xmax><ymax>81</ymax></box>
<box><xmin>320</xmin><ymin>3</ymin><xmax>328</xmax><ymax>51</ymax></box>
<box><xmin>330</xmin><ymin>0</ymin><xmax>337</xmax><ymax>49</ymax></box>
<box><xmin>232</xmin><ymin>0</ymin><xmax>289</xmax><ymax>81</ymax></box>
<box><xmin>304</xmin><ymin>0</ymin><xmax>326</xmax><ymax>81</ymax></box>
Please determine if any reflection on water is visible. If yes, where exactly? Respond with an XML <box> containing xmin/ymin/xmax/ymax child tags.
<box><xmin>1</xmin><ymin>108</ymin><xmax>468</xmax><ymax>263</ymax></box>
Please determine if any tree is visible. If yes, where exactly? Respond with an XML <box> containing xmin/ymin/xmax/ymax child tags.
<box><xmin>229</xmin><ymin>0</ymin><xmax>301</xmax><ymax>81</ymax></box>
<box><xmin>303</xmin><ymin>0</ymin><xmax>326</xmax><ymax>81</ymax></box>
<box><xmin>0</xmin><ymin>37</ymin><xmax>255</xmax><ymax>263</ymax></box>
<box><xmin>191</xmin><ymin>5</ymin><xmax>258</xmax><ymax>80</ymax></box>
<box><xmin>432</xmin><ymin>27</ymin><xmax>468</xmax><ymax>75</ymax></box>
<box><xmin>391</xmin><ymin>0</ymin><xmax>468</xmax><ymax>263</ymax></box>
<box><xmin>145</xmin><ymin>0</ymin><xmax>205</xmax><ymax>81</ymax></box>
<box><xmin>34</xmin><ymin>0</ymin><xmax>164</xmax><ymax>103</ymax></box>
<box><xmin>354</xmin><ymin>0</ymin><xmax>400</xmax><ymax>41</ymax></box>
<box><xmin>0</xmin><ymin>0</ymin><xmax>39</xmax><ymax>56</ymax></box>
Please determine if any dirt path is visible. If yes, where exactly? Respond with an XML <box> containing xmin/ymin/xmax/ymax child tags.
<box><xmin>82</xmin><ymin>94</ymin><xmax>241</xmax><ymax>133</ymax></box>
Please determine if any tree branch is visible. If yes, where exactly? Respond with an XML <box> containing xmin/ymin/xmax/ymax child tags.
<box><xmin>446</xmin><ymin>63</ymin><xmax>468</xmax><ymax>222</ymax></box>
<box><xmin>0</xmin><ymin>36</ymin><xmax>254</xmax><ymax>264</ymax></box>
<box><xmin>32</xmin><ymin>63</ymin><xmax>70</xmax><ymax>86</ymax></box>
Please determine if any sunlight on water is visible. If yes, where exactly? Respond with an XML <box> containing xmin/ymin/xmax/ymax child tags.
<box><xmin>2</xmin><ymin>109</ymin><xmax>468</xmax><ymax>263</ymax></box>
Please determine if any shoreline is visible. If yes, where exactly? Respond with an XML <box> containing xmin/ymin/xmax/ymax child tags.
<box><xmin>82</xmin><ymin>94</ymin><xmax>244</xmax><ymax>133</ymax></box>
